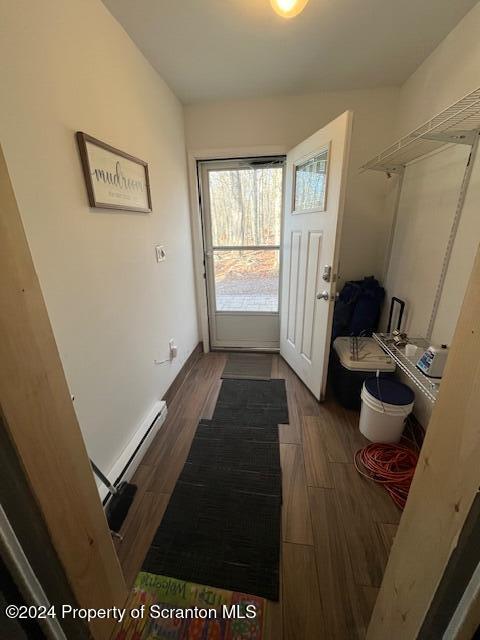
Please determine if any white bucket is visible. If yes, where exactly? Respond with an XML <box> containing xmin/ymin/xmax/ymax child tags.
<box><xmin>359</xmin><ymin>382</ymin><xmax>414</xmax><ymax>443</ymax></box>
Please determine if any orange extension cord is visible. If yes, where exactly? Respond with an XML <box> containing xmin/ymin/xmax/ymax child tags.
<box><xmin>354</xmin><ymin>441</ymin><xmax>419</xmax><ymax>509</ymax></box>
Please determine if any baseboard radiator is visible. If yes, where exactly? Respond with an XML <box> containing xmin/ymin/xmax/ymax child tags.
<box><xmin>97</xmin><ymin>400</ymin><xmax>168</xmax><ymax>504</ymax></box>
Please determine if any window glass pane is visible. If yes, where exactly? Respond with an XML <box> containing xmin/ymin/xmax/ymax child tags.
<box><xmin>209</xmin><ymin>167</ymin><xmax>283</xmax><ymax>246</ymax></box>
<box><xmin>214</xmin><ymin>250</ymin><xmax>279</xmax><ymax>312</ymax></box>
<box><xmin>294</xmin><ymin>148</ymin><xmax>328</xmax><ymax>212</ymax></box>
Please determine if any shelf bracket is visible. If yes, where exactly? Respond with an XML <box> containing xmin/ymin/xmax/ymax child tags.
<box><xmin>379</xmin><ymin>164</ymin><xmax>405</xmax><ymax>176</ymax></box>
<box><xmin>421</xmin><ymin>130</ymin><xmax>477</xmax><ymax>146</ymax></box>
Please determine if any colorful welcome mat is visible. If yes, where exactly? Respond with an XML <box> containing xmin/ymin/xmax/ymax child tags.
<box><xmin>114</xmin><ymin>572</ymin><xmax>265</xmax><ymax>640</ymax></box>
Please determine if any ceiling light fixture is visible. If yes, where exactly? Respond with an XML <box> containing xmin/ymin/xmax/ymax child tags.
<box><xmin>270</xmin><ymin>0</ymin><xmax>310</xmax><ymax>19</ymax></box>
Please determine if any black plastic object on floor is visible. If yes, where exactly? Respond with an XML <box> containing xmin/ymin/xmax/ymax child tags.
<box><xmin>105</xmin><ymin>481</ymin><xmax>137</xmax><ymax>532</ymax></box>
<box><xmin>142</xmin><ymin>379</ymin><xmax>287</xmax><ymax>600</ymax></box>
<box><xmin>90</xmin><ymin>460</ymin><xmax>137</xmax><ymax>533</ymax></box>
<box><xmin>221</xmin><ymin>352</ymin><xmax>272</xmax><ymax>381</ymax></box>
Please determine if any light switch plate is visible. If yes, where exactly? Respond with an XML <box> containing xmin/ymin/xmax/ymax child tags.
<box><xmin>155</xmin><ymin>245</ymin><xmax>166</xmax><ymax>262</ymax></box>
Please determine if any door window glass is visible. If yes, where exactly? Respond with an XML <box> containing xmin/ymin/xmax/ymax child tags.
<box><xmin>208</xmin><ymin>167</ymin><xmax>283</xmax><ymax>246</ymax></box>
<box><xmin>293</xmin><ymin>147</ymin><xmax>329</xmax><ymax>212</ymax></box>
<box><xmin>213</xmin><ymin>249</ymin><xmax>279</xmax><ymax>312</ymax></box>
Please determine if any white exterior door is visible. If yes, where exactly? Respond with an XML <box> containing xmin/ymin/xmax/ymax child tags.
<box><xmin>200</xmin><ymin>158</ymin><xmax>285</xmax><ymax>350</ymax></box>
<box><xmin>280</xmin><ymin>111</ymin><xmax>353</xmax><ymax>400</ymax></box>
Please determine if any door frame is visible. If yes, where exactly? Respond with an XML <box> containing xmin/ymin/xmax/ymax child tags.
<box><xmin>0</xmin><ymin>144</ymin><xmax>127</xmax><ymax>640</ymax></box>
<box><xmin>187</xmin><ymin>146</ymin><xmax>288</xmax><ymax>352</ymax></box>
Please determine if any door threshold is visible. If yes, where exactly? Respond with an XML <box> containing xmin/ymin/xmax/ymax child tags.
<box><xmin>212</xmin><ymin>347</ymin><xmax>280</xmax><ymax>353</ymax></box>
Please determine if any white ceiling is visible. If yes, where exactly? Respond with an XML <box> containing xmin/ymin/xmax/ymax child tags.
<box><xmin>102</xmin><ymin>0</ymin><xmax>477</xmax><ymax>104</ymax></box>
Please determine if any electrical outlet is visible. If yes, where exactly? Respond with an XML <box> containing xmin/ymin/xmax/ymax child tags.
<box><xmin>169</xmin><ymin>339</ymin><xmax>178</xmax><ymax>359</ymax></box>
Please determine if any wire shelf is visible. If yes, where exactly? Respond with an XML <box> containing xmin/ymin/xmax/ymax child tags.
<box><xmin>373</xmin><ymin>333</ymin><xmax>440</xmax><ymax>403</ymax></box>
<box><xmin>361</xmin><ymin>88</ymin><xmax>480</xmax><ymax>173</ymax></box>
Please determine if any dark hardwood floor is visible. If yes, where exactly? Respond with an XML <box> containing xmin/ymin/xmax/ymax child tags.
<box><xmin>114</xmin><ymin>352</ymin><xmax>400</xmax><ymax>639</ymax></box>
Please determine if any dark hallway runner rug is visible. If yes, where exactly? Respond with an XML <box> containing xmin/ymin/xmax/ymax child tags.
<box><xmin>142</xmin><ymin>378</ymin><xmax>288</xmax><ymax>600</ymax></box>
<box><xmin>213</xmin><ymin>379</ymin><xmax>289</xmax><ymax>425</ymax></box>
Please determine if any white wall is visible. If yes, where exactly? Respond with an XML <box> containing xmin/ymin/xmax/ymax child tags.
<box><xmin>382</xmin><ymin>2</ymin><xmax>480</xmax><ymax>425</ymax></box>
<box><xmin>384</xmin><ymin>144</ymin><xmax>474</xmax><ymax>343</ymax></box>
<box><xmin>185</xmin><ymin>88</ymin><xmax>399</xmax><ymax>284</ymax></box>
<box><xmin>384</xmin><ymin>1</ymin><xmax>480</xmax><ymax>338</ymax></box>
<box><xmin>0</xmin><ymin>0</ymin><xmax>199</xmax><ymax>474</ymax></box>
<box><xmin>395</xmin><ymin>2</ymin><xmax>480</xmax><ymax>137</ymax></box>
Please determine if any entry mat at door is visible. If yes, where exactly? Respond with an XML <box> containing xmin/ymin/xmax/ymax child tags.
<box><xmin>221</xmin><ymin>352</ymin><xmax>273</xmax><ymax>381</ymax></box>
<box><xmin>141</xmin><ymin>379</ymin><xmax>287</xmax><ymax>601</ymax></box>
<box><xmin>112</xmin><ymin>571</ymin><xmax>265</xmax><ymax>640</ymax></box>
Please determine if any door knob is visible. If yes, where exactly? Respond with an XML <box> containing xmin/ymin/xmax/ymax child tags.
<box><xmin>316</xmin><ymin>290</ymin><xmax>330</xmax><ymax>301</ymax></box>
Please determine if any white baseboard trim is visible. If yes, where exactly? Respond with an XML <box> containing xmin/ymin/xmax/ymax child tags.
<box><xmin>96</xmin><ymin>400</ymin><xmax>167</xmax><ymax>502</ymax></box>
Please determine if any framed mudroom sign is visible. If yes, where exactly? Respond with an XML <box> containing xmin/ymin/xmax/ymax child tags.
<box><xmin>76</xmin><ymin>132</ymin><xmax>152</xmax><ymax>213</ymax></box>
